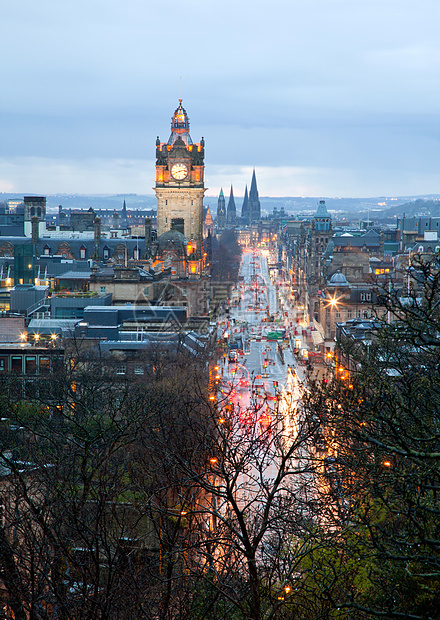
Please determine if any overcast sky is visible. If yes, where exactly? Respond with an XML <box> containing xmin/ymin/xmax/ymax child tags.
<box><xmin>1</xmin><ymin>0</ymin><xmax>440</xmax><ymax>199</ymax></box>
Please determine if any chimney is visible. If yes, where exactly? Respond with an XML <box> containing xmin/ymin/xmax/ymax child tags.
<box><xmin>92</xmin><ymin>217</ymin><xmax>101</xmax><ymax>261</ymax></box>
<box><xmin>94</xmin><ymin>216</ymin><xmax>101</xmax><ymax>246</ymax></box>
<box><xmin>144</xmin><ymin>217</ymin><xmax>152</xmax><ymax>257</ymax></box>
<box><xmin>31</xmin><ymin>216</ymin><xmax>39</xmax><ymax>247</ymax></box>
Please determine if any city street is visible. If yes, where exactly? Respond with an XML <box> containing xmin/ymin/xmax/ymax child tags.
<box><xmin>213</xmin><ymin>247</ymin><xmax>322</xmax><ymax>517</ymax></box>
<box><xmin>217</xmin><ymin>247</ymin><xmax>309</xmax><ymax>446</ymax></box>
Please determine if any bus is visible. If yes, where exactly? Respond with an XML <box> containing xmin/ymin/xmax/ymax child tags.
<box><xmin>267</xmin><ymin>330</ymin><xmax>285</xmax><ymax>341</ymax></box>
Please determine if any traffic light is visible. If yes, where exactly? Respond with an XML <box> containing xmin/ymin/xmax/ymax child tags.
<box><xmin>273</xmin><ymin>381</ymin><xmax>278</xmax><ymax>388</ymax></box>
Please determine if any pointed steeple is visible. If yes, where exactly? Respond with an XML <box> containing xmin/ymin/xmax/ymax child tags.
<box><xmin>204</xmin><ymin>205</ymin><xmax>214</xmax><ymax>227</ymax></box>
<box><xmin>241</xmin><ymin>185</ymin><xmax>249</xmax><ymax>220</ymax></box>
<box><xmin>249</xmin><ymin>169</ymin><xmax>258</xmax><ymax>197</ymax></box>
<box><xmin>226</xmin><ymin>186</ymin><xmax>237</xmax><ymax>225</ymax></box>
<box><xmin>217</xmin><ymin>188</ymin><xmax>226</xmax><ymax>231</ymax></box>
<box><xmin>121</xmin><ymin>199</ymin><xmax>128</xmax><ymax>227</ymax></box>
<box><xmin>248</xmin><ymin>168</ymin><xmax>261</xmax><ymax>222</ymax></box>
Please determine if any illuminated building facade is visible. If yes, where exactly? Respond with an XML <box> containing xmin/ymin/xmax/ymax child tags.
<box><xmin>154</xmin><ymin>101</ymin><xmax>206</xmax><ymax>251</ymax></box>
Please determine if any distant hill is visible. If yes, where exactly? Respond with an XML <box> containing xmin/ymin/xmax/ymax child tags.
<box><xmin>2</xmin><ymin>192</ymin><xmax>440</xmax><ymax>220</ymax></box>
<box><xmin>0</xmin><ymin>193</ymin><xmax>157</xmax><ymax>212</ymax></box>
<box><xmin>381</xmin><ymin>198</ymin><xmax>440</xmax><ymax>219</ymax></box>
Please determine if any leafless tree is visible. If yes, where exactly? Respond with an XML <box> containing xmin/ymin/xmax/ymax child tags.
<box><xmin>300</xmin><ymin>251</ymin><xmax>440</xmax><ymax>619</ymax></box>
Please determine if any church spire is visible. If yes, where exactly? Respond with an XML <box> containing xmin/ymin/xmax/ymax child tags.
<box><xmin>121</xmin><ymin>199</ymin><xmax>128</xmax><ymax>225</ymax></box>
<box><xmin>226</xmin><ymin>185</ymin><xmax>237</xmax><ymax>225</ymax></box>
<box><xmin>241</xmin><ymin>185</ymin><xmax>249</xmax><ymax>221</ymax></box>
<box><xmin>248</xmin><ymin>168</ymin><xmax>261</xmax><ymax>222</ymax></box>
<box><xmin>217</xmin><ymin>188</ymin><xmax>226</xmax><ymax>231</ymax></box>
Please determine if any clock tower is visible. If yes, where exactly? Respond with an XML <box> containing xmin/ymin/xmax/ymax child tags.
<box><xmin>154</xmin><ymin>100</ymin><xmax>206</xmax><ymax>250</ymax></box>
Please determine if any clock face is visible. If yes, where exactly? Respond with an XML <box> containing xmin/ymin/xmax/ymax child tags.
<box><xmin>171</xmin><ymin>163</ymin><xmax>188</xmax><ymax>180</ymax></box>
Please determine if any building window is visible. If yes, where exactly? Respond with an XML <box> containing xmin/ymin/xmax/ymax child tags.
<box><xmin>11</xmin><ymin>356</ymin><xmax>22</xmax><ymax>373</ymax></box>
<box><xmin>134</xmin><ymin>366</ymin><xmax>144</xmax><ymax>375</ymax></box>
<box><xmin>25</xmin><ymin>356</ymin><xmax>37</xmax><ymax>375</ymax></box>
<box><xmin>360</xmin><ymin>292</ymin><xmax>371</xmax><ymax>302</ymax></box>
<box><xmin>39</xmin><ymin>357</ymin><xmax>50</xmax><ymax>374</ymax></box>
<box><xmin>103</xmin><ymin>248</ymin><xmax>110</xmax><ymax>260</ymax></box>
<box><xmin>363</xmin><ymin>310</ymin><xmax>369</xmax><ymax>319</ymax></box>
<box><xmin>0</xmin><ymin>357</ymin><xmax>7</xmax><ymax>372</ymax></box>
<box><xmin>116</xmin><ymin>365</ymin><xmax>126</xmax><ymax>375</ymax></box>
<box><xmin>80</xmin><ymin>246</ymin><xmax>86</xmax><ymax>259</ymax></box>
<box><xmin>100</xmin><ymin>286</ymin><xmax>106</xmax><ymax>293</ymax></box>
<box><xmin>347</xmin><ymin>309</ymin><xmax>352</xmax><ymax>319</ymax></box>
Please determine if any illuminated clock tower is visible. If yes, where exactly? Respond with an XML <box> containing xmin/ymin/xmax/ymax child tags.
<box><xmin>154</xmin><ymin>101</ymin><xmax>206</xmax><ymax>250</ymax></box>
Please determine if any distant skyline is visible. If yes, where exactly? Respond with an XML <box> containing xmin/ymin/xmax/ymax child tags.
<box><xmin>1</xmin><ymin>0</ymin><xmax>440</xmax><ymax>198</ymax></box>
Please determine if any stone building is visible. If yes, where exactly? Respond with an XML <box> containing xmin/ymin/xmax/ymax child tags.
<box><xmin>154</xmin><ymin>100</ymin><xmax>205</xmax><ymax>250</ymax></box>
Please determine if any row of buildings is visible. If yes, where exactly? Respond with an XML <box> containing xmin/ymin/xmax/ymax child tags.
<box><xmin>280</xmin><ymin>199</ymin><xmax>440</xmax><ymax>355</ymax></box>
<box><xmin>1</xmin><ymin>100</ymin><xmax>439</xmax><ymax>371</ymax></box>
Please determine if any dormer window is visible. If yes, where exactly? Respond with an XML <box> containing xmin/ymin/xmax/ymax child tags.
<box><xmin>43</xmin><ymin>245</ymin><xmax>51</xmax><ymax>256</ymax></box>
<box><xmin>80</xmin><ymin>245</ymin><xmax>87</xmax><ymax>259</ymax></box>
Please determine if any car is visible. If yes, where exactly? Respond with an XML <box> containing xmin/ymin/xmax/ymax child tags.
<box><xmin>228</xmin><ymin>350</ymin><xmax>238</xmax><ymax>363</ymax></box>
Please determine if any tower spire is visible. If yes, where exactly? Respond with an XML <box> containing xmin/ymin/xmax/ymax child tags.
<box><xmin>248</xmin><ymin>168</ymin><xmax>261</xmax><ymax>222</ymax></box>
<box><xmin>226</xmin><ymin>185</ymin><xmax>237</xmax><ymax>225</ymax></box>
<box><xmin>241</xmin><ymin>184</ymin><xmax>249</xmax><ymax>221</ymax></box>
<box><xmin>217</xmin><ymin>188</ymin><xmax>226</xmax><ymax>231</ymax></box>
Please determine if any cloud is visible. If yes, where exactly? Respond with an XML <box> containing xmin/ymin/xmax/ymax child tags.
<box><xmin>0</xmin><ymin>157</ymin><xmax>154</xmax><ymax>195</ymax></box>
<box><xmin>1</xmin><ymin>0</ymin><xmax>440</xmax><ymax>196</ymax></box>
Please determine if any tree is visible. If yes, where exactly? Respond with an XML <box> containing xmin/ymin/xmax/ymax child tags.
<box><xmin>143</xmin><ymin>367</ymin><xmax>340</xmax><ymax>620</ymax></box>
<box><xmin>0</xmin><ymin>339</ymin><xmax>215</xmax><ymax>620</ymax></box>
<box><xmin>301</xmin><ymin>250</ymin><xmax>440</xmax><ymax>618</ymax></box>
